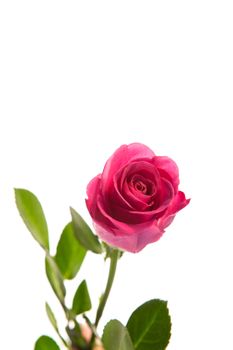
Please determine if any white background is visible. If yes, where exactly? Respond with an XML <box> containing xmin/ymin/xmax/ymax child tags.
<box><xmin>0</xmin><ymin>1</ymin><xmax>233</xmax><ymax>349</ymax></box>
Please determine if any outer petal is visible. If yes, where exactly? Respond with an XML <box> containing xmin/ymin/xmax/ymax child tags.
<box><xmin>97</xmin><ymin>195</ymin><xmax>137</xmax><ymax>233</ymax></box>
<box><xmin>101</xmin><ymin>143</ymin><xmax>155</xmax><ymax>194</ymax></box>
<box><xmin>94</xmin><ymin>220</ymin><xmax>164</xmax><ymax>253</ymax></box>
<box><xmin>87</xmin><ymin>191</ymin><xmax>164</xmax><ymax>252</ymax></box>
<box><xmin>158</xmin><ymin>191</ymin><xmax>190</xmax><ymax>229</ymax></box>
<box><xmin>154</xmin><ymin>156</ymin><xmax>180</xmax><ymax>192</ymax></box>
<box><xmin>86</xmin><ymin>174</ymin><xmax>102</xmax><ymax>217</ymax></box>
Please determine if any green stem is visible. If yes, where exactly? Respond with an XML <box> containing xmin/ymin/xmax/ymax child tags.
<box><xmin>83</xmin><ymin>314</ymin><xmax>98</xmax><ymax>338</ymax></box>
<box><xmin>56</xmin><ymin>328</ymin><xmax>69</xmax><ymax>348</ymax></box>
<box><xmin>62</xmin><ymin>302</ymin><xmax>87</xmax><ymax>349</ymax></box>
<box><xmin>95</xmin><ymin>249</ymin><xmax>119</xmax><ymax>327</ymax></box>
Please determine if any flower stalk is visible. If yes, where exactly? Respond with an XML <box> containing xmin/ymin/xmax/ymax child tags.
<box><xmin>95</xmin><ymin>248</ymin><xmax>120</xmax><ymax>327</ymax></box>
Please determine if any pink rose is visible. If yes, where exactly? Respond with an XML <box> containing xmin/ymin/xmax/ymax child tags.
<box><xmin>86</xmin><ymin>143</ymin><xmax>190</xmax><ymax>253</ymax></box>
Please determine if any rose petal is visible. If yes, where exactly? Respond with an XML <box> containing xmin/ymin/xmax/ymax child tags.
<box><xmin>94</xmin><ymin>220</ymin><xmax>164</xmax><ymax>253</ymax></box>
<box><xmin>97</xmin><ymin>195</ymin><xmax>136</xmax><ymax>234</ymax></box>
<box><xmin>158</xmin><ymin>191</ymin><xmax>190</xmax><ymax>229</ymax></box>
<box><xmin>157</xmin><ymin>177</ymin><xmax>175</xmax><ymax>208</ymax></box>
<box><xmin>114</xmin><ymin>177</ymin><xmax>174</xmax><ymax>220</ymax></box>
<box><xmin>129</xmin><ymin>174</ymin><xmax>156</xmax><ymax>196</ymax></box>
<box><xmin>86</xmin><ymin>175</ymin><xmax>102</xmax><ymax>217</ymax></box>
<box><xmin>111</xmin><ymin>176</ymin><xmax>134</xmax><ymax>210</ymax></box>
<box><xmin>109</xmin><ymin>199</ymin><xmax>171</xmax><ymax>224</ymax></box>
<box><xmin>122</xmin><ymin>181</ymin><xmax>153</xmax><ymax>211</ymax></box>
<box><xmin>117</xmin><ymin>160</ymin><xmax>159</xmax><ymax>191</ymax></box>
<box><xmin>101</xmin><ymin>143</ymin><xmax>155</xmax><ymax>194</ymax></box>
<box><xmin>154</xmin><ymin>156</ymin><xmax>180</xmax><ymax>192</ymax></box>
<box><xmin>115</xmin><ymin>159</ymin><xmax>160</xmax><ymax>210</ymax></box>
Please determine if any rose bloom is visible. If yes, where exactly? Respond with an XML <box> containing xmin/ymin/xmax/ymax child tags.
<box><xmin>86</xmin><ymin>143</ymin><xmax>190</xmax><ymax>253</ymax></box>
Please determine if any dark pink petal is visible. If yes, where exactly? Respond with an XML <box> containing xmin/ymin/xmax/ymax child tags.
<box><xmin>114</xmin><ymin>159</ymin><xmax>160</xmax><ymax>210</ymax></box>
<box><xmin>158</xmin><ymin>191</ymin><xmax>190</xmax><ymax>229</ymax></box>
<box><xmin>109</xmin><ymin>204</ymin><xmax>156</xmax><ymax>224</ymax></box>
<box><xmin>122</xmin><ymin>180</ymin><xmax>154</xmax><ymax>211</ymax></box>
<box><xmin>117</xmin><ymin>160</ymin><xmax>159</xmax><ymax>191</ymax></box>
<box><xmin>94</xmin><ymin>194</ymin><xmax>158</xmax><ymax>233</ymax></box>
<box><xmin>154</xmin><ymin>156</ymin><xmax>180</xmax><ymax>192</ymax></box>
<box><xmin>111</xmin><ymin>176</ymin><xmax>134</xmax><ymax>210</ymax></box>
<box><xmin>109</xmin><ymin>198</ymin><xmax>171</xmax><ymax>224</ymax></box>
<box><xmin>94</xmin><ymin>220</ymin><xmax>164</xmax><ymax>253</ymax></box>
<box><xmin>115</xmin><ymin>178</ymin><xmax>174</xmax><ymax>220</ymax></box>
<box><xmin>101</xmin><ymin>143</ymin><xmax>155</xmax><ymax>194</ymax></box>
<box><xmin>129</xmin><ymin>174</ymin><xmax>156</xmax><ymax>196</ymax></box>
<box><xmin>86</xmin><ymin>175</ymin><xmax>102</xmax><ymax>217</ymax></box>
<box><xmin>97</xmin><ymin>195</ymin><xmax>136</xmax><ymax>234</ymax></box>
<box><xmin>158</xmin><ymin>177</ymin><xmax>175</xmax><ymax>208</ymax></box>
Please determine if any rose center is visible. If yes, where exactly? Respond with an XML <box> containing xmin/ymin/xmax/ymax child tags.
<box><xmin>134</xmin><ymin>180</ymin><xmax>147</xmax><ymax>194</ymax></box>
<box><xmin>128</xmin><ymin>173</ymin><xmax>156</xmax><ymax>197</ymax></box>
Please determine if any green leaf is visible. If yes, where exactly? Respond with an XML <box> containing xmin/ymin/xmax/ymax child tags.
<box><xmin>55</xmin><ymin>222</ymin><xmax>86</xmax><ymax>280</ymax></box>
<box><xmin>70</xmin><ymin>207</ymin><xmax>103</xmax><ymax>254</ymax></box>
<box><xmin>102</xmin><ymin>319</ymin><xmax>134</xmax><ymax>350</ymax></box>
<box><xmin>34</xmin><ymin>335</ymin><xmax>60</xmax><ymax>350</ymax></box>
<box><xmin>15</xmin><ymin>189</ymin><xmax>49</xmax><ymax>250</ymax></box>
<box><xmin>72</xmin><ymin>280</ymin><xmax>92</xmax><ymax>316</ymax></box>
<box><xmin>45</xmin><ymin>302</ymin><xmax>58</xmax><ymax>332</ymax></box>
<box><xmin>45</xmin><ymin>303</ymin><xmax>68</xmax><ymax>347</ymax></box>
<box><xmin>126</xmin><ymin>299</ymin><xmax>171</xmax><ymax>350</ymax></box>
<box><xmin>45</xmin><ymin>255</ymin><xmax>66</xmax><ymax>303</ymax></box>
